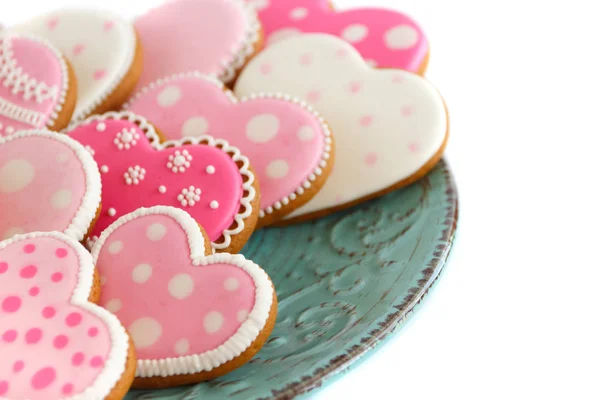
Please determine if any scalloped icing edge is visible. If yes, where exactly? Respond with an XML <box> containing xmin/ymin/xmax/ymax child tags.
<box><xmin>0</xmin><ymin>130</ymin><xmax>102</xmax><ymax>242</ymax></box>
<box><xmin>90</xmin><ymin>205</ymin><xmax>274</xmax><ymax>378</ymax></box>
<box><xmin>64</xmin><ymin>110</ymin><xmax>257</xmax><ymax>251</ymax></box>
<box><xmin>122</xmin><ymin>71</ymin><xmax>333</xmax><ymax>219</ymax></box>
<box><xmin>0</xmin><ymin>231</ymin><xmax>130</xmax><ymax>399</ymax></box>
<box><xmin>0</xmin><ymin>32</ymin><xmax>69</xmax><ymax>131</ymax></box>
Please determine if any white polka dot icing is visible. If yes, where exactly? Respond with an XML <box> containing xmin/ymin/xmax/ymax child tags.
<box><xmin>90</xmin><ymin>206</ymin><xmax>276</xmax><ymax>380</ymax></box>
<box><xmin>234</xmin><ymin>34</ymin><xmax>447</xmax><ymax>220</ymax></box>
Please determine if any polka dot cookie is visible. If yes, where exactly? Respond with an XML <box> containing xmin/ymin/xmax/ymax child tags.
<box><xmin>0</xmin><ymin>231</ymin><xmax>135</xmax><ymax>399</ymax></box>
<box><xmin>134</xmin><ymin>0</ymin><xmax>261</xmax><ymax>88</ymax></box>
<box><xmin>235</xmin><ymin>34</ymin><xmax>448</xmax><ymax>223</ymax></box>
<box><xmin>0</xmin><ymin>130</ymin><xmax>101</xmax><ymax>242</ymax></box>
<box><xmin>91</xmin><ymin>206</ymin><xmax>277</xmax><ymax>387</ymax></box>
<box><xmin>66</xmin><ymin>111</ymin><xmax>259</xmax><ymax>253</ymax></box>
<box><xmin>15</xmin><ymin>9</ymin><xmax>142</xmax><ymax>122</ymax></box>
<box><xmin>0</xmin><ymin>34</ymin><xmax>76</xmax><ymax>136</ymax></box>
<box><xmin>124</xmin><ymin>73</ymin><xmax>334</xmax><ymax>226</ymax></box>
<box><xmin>249</xmin><ymin>0</ymin><xmax>428</xmax><ymax>73</ymax></box>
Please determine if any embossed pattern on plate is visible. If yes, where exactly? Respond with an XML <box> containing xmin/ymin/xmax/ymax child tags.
<box><xmin>126</xmin><ymin>159</ymin><xmax>458</xmax><ymax>399</ymax></box>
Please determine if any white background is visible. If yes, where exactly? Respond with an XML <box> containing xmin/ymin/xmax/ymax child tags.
<box><xmin>3</xmin><ymin>0</ymin><xmax>600</xmax><ymax>399</ymax></box>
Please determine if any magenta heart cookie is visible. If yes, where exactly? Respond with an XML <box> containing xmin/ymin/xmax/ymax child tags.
<box><xmin>249</xmin><ymin>0</ymin><xmax>428</xmax><ymax>73</ymax></box>
<box><xmin>124</xmin><ymin>73</ymin><xmax>333</xmax><ymax>225</ymax></box>
<box><xmin>0</xmin><ymin>232</ymin><xmax>133</xmax><ymax>399</ymax></box>
<box><xmin>66</xmin><ymin>112</ymin><xmax>258</xmax><ymax>253</ymax></box>
<box><xmin>0</xmin><ymin>34</ymin><xmax>74</xmax><ymax>136</ymax></box>
<box><xmin>0</xmin><ymin>130</ymin><xmax>101</xmax><ymax>241</ymax></box>
<box><xmin>91</xmin><ymin>206</ymin><xmax>276</xmax><ymax>386</ymax></box>
<box><xmin>135</xmin><ymin>0</ymin><xmax>260</xmax><ymax>88</ymax></box>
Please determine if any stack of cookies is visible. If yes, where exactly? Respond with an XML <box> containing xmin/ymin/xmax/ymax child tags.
<box><xmin>0</xmin><ymin>0</ymin><xmax>448</xmax><ymax>397</ymax></box>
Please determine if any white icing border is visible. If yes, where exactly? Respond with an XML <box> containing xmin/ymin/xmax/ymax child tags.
<box><xmin>65</xmin><ymin>111</ymin><xmax>256</xmax><ymax>251</ymax></box>
<box><xmin>0</xmin><ymin>231</ymin><xmax>130</xmax><ymax>399</ymax></box>
<box><xmin>0</xmin><ymin>33</ymin><xmax>69</xmax><ymax>131</ymax></box>
<box><xmin>90</xmin><ymin>206</ymin><xmax>274</xmax><ymax>378</ymax></box>
<box><xmin>0</xmin><ymin>130</ymin><xmax>102</xmax><ymax>241</ymax></box>
<box><xmin>123</xmin><ymin>71</ymin><xmax>333</xmax><ymax>219</ymax></box>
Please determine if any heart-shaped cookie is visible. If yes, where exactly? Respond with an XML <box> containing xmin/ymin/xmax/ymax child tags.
<box><xmin>67</xmin><ymin>112</ymin><xmax>259</xmax><ymax>253</ymax></box>
<box><xmin>0</xmin><ymin>34</ymin><xmax>76</xmax><ymax>136</ymax></box>
<box><xmin>249</xmin><ymin>0</ymin><xmax>428</xmax><ymax>73</ymax></box>
<box><xmin>124</xmin><ymin>73</ymin><xmax>333</xmax><ymax>226</ymax></box>
<box><xmin>135</xmin><ymin>0</ymin><xmax>261</xmax><ymax>88</ymax></box>
<box><xmin>0</xmin><ymin>130</ymin><xmax>101</xmax><ymax>241</ymax></box>
<box><xmin>235</xmin><ymin>34</ymin><xmax>448</xmax><ymax>222</ymax></box>
<box><xmin>91</xmin><ymin>206</ymin><xmax>276</xmax><ymax>387</ymax></box>
<box><xmin>0</xmin><ymin>231</ymin><xmax>135</xmax><ymax>399</ymax></box>
<box><xmin>15</xmin><ymin>9</ymin><xmax>142</xmax><ymax>121</ymax></box>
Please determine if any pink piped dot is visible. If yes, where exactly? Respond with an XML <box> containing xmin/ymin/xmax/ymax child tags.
<box><xmin>299</xmin><ymin>53</ymin><xmax>313</xmax><ymax>65</ymax></box>
<box><xmin>42</xmin><ymin>306</ymin><xmax>56</xmax><ymax>319</ymax></box>
<box><xmin>13</xmin><ymin>360</ymin><xmax>24</xmax><ymax>373</ymax></box>
<box><xmin>260</xmin><ymin>63</ymin><xmax>272</xmax><ymax>75</ymax></box>
<box><xmin>31</xmin><ymin>367</ymin><xmax>56</xmax><ymax>390</ymax></box>
<box><xmin>2</xmin><ymin>296</ymin><xmax>21</xmax><ymax>313</ymax></box>
<box><xmin>335</xmin><ymin>195</ymin><xmax>343</xmax><ymax>204</ymax></box>
<box><xmin>0</xmin><ymin>262</ymin><xmax>7</xmax><ymax>274</ymax></box>
<box><xmin>104</xmin><ymin>21</ymin><xmax>114</xmax><ymax>31</ymax></box>
<box><xmin>359</xmin><ymin>115</ymin><xmax>373</xmax><ymax>127</ymax></box>
<box><xmin>72</xmin><ymin>44</ymin><xmax>85</xmax><ymax>55</ymax></box>
<box><xmin>408</xmin><ymin>142</ymin><xmax>420</xmax><ymax>153</ymax></box>
<box><xmin>2</xmin><ymin>329</ymin><xmax>17</xmax><ymax>342</ymax></box>
<box><xmin>47</xmin><ymin>17</ymin><xmax>59</xmax><ymax>30</ymax></box>
<box><xmin>66</xmin><ymin>312</ymin><xmax>82</xmax><ymax>327</ymax></box>
<box><xmin>336</xmin><ymin>48</ymin><xmax>348</xmax><ymax>57</ymax></box>
<box><xmin>53</xmin><ymin>334</ymin><xmax>69</xmax><ymax>349</ymax></box>
<box><xmin>365</xmin><ymin>152</ymin><xmax>378</xmax><ymax>166</ymax></box>
<box><xmin>392</xmin><ymin>75</ymin><xmax>404</xmax><ymax>83</ymax></box>
<box><xmin>349</xmin><ymin>81</ymin><xmax>362</xmax><ymax>93</ymax></box>
<box><xmin>306</xmin><ymin>90</ymin><xmax>321</xmax><ymax>103</ymax></box>
<box><xmin>20</xmin><ymin>265</ymin><xmax>37</xmax><ymax>279</ymax></box>
<box><xmin>72</xmin><ymin>352</ymin><xmax>84</xmax><ymax>366</ymax></box>
<box><xmin>93</xmin><ymin>69</ymin><xmax>106</xmax><ymax>80</ymax></box>
<box><xmin>51</xmin><ymin>272</ymin><xmax>63</xmax><ymax>283</ymax></box>
<box><xmin>29</xmin><ymin>287</ymin><xmax>40</xmax><ymax>297</ymax></box>
<box><xmin>88</xmin><ymin>327</ymin><xmax>99</xmax><ymax>337</ymax></box>
<box><xmin>55</xmin><ymin>248</ymin><xmax>68</xmax><ymax>258</ymax></box>
<box><xmin>62</xmin><ymin>383</ymin><xmax>74</xmax><ymax>395</ymax></box>
<box><xmin>25</xmin><ymin>328</ymin><xmax>42</xmax><ymax>344</ymax></box>
<box><xmin>401</xmin><ymin>106</ymin><xmax>414</xmax><ymax>117</ymax></box>
<box><xmin>0</xmin><ymin>381</ymin><xmax>8</xmax><ymax>396</ymax></box>
<box><xmin>23</xmin><ymin>244</ymin><xmax>35</xmax><ymax>253</ymax></box>
<box><xmin>90</xmin><ymin>356</ymin><xmax>104</xmax><ymax>368</ymax></box>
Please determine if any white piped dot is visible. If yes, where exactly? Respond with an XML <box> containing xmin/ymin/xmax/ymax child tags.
<box><xmin>181</xmin><ymin>116</ymin><xmax>209</xmax><ymax>137</ymax></box>
<box><xmin>224</xmin><ymin>277</ymin><xmax>239</xmax><ymax>291</ymax></box>
<box><xmin>132</xmin><ymin>263</ymin><xmax>152</xmax><ymax>284</ymax></box>
<box><xmin>174</xmin><ymin>338</ymin><xmax>190</xmax><ymax>355</ymax></box>
<box><xmin>297</xmin><ymin>126</ymin><xmax>315</xmax><ymax>141</ymax></box>
<box><xmin>246</xmin><ymin>114</ymin><xmax>280</xmax><ymax>143</ymax></box>
<box><xmin>385</xmin><ymin>25</ymin><xmax>419</xmax><ymax>50</ymax></box>
<box><xmin>210</xmin><ymin>200</ymin><xmax>219</xmax><ymax>210</ymax></box>
<box><xmin>289</xmin><ymin>7</ymin><xmax>308</xmax><ymax>20</ymax></box>
<box><xmin>108</xmin><ymin>240</ymin><xmax>123</xmax><ymax>255</ymax></box>
<box><xmin>157</xmin><ymin>86</ymin><xmax>182</xmax><ymax>107</ymax></box>
<box><xmin>0</xmin><ymin>159</ymin><xmax>35</xmax><ymax>193</ymax></box>
<box><xmin>168</xmin><ymin>274</ymin><xmax>194</xmax><ymax>300</ymax></box>
<box><xmin>146</xmin><ymin>223</ymin><xmax>166</xmax><ymax>241</ymax></box>
<box><xmin>158</xmin><ymin>185</ymin><xmax>167</xmax><ymax>194</ymax></box>
<box><xmin>50</xmin><ymin>189</ymin><xmax>72</xmax><ymax>209</ymax></box>
<box><xmin>96</xmin><ymin>122</ymin><xmax>106</xmax><ymax>132</ymax></box>
<box><xmin>237</xmin><ymin>310</ymin><xmax>249</xmax><ymax>323</ymax></box>
<box><xmin>100</xmin><ymin>165</ymin><xmax>109</xmax><ymax>173</ymax></box>
<box><xmin>204</xmin><ymin>311</ymin><xmax>224</xmax><ymax>334</ymax></box>
<box><xmin>206</xmin><ymin>165</ymin><xmax>215</xmax><ymax>174</ymax></box>
<box><xmin>266</xmin><ymin>160</ymin><xmax>290</xmax><ymax>179</ymax></box>
<box><xmin>342</xmin><ymin>24</ymin><xmax>369</xmax><ymax>43</ymax></box>
<box><xmin>129</xmin><ymin>317</ymin><xmax>162</xmax><ymax>348</ymax></box>
<box><xmin>104</xmin><ymin>298</ymin><xmax>122</xmax><ymax>313</ymax></box>
<box><xmin>107</xmin><ymin>208</ymin><xmax>116</xmax><ymax>217</ymax></box>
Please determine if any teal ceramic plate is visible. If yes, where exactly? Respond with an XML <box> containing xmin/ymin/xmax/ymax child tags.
<box><xmin>127</xmin><ymin>159</ymin><xmax>458</xmax><ymax>399</ymax></box>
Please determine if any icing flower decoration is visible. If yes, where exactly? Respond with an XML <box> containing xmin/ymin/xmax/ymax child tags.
<box><xmin>123</xmin><ymin>166</ymin><xmax>146</xmax><ymax>186</ymax></box>
<box><xmin>114</xmin><ymin>128</ymin><xmax>140</xmax><ymax>150</ymax></box>
<box><xmin>91</xmin><ymin>206</ymin><xmax>277</xmax><ymax>387</ymax></box>
<box><xmin>167</xmin><ymin>150</ymin><xmax>193</xmax><ymax>173</ymax></box>
<box><xmin>178</xmin><ymin>186</ymin><xmax>201</xmax><ymax>207</ymax></box>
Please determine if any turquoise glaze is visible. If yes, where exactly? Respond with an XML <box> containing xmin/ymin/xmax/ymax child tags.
<box><xmin>126</xmin><ymin>160</ymin><xmax>458</xmax><ymax>399</ymax></box>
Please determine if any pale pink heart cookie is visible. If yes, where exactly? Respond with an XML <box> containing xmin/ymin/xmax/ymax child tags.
<box><xmin>235</xmin><ymin>34</ymin><xmax>448</xmax><ymax>223</ymax></box>
<box><xmin>0</xmin><ymin>34</ymin><xmax>75</xmax><ymax>136</ymax></box>
<box><xmin>249</xmin><ymin>0</ymin><xmax>428</xmax><ymax>73</ymax></box>
<box><xmin>91</xmin><ymin>206</ymin><xmax>277</xmax><ymax>387</ymax></box>
<box><xmin>134</xmin><ymin>0</ymin><xmax>261</xmax><ymax>88</ymax></box>
<box><xmin>15</xmin><ymin>9</ymin><xmax>141</xmax><ymax>122</ymax></box>
<box><xmin>0</xmin><ymin>130</ymin><xmax>101</xmax><ymax>242</ymax></box>
<box><xmin>66</xmin><ymin>112</ymin><xmax>259</xmax><ymax>253</ymax></box>
<box><xmin>0</xmin><ymin>232</ymin><xmax>135</xmax><ymax>399</ymax></box>
<box><xmin>124</xmin><ymin>73</ymin><xmax>333</xmax><ymax>226</ymax></box>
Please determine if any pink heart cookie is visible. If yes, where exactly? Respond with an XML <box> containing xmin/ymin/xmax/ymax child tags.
<box><xmin>0</xmin><ymin>34</ymin><xmax>75</xmax><ymax>136</ymax></box>
<box><xmin>124</xmin><ymin>73</ymin><xmax>333</xmax><ymax>226</ymax></box>
<box><xmin>0</xmin><ymin>130</ymin><xmax>101</xmax><ymax>242</ymax></box>
<box><xmin>135</xmin><ymin>0</ymin><xmax>261</xmax><ymax>88</ymax></box>
<box><xmin>249</xmin><ymin>0</ymin><xmax>428</xmax><ymax>73</ymax></box>
<box><xmin>0</xmin><ymin>232</ymin><xmax>134</xmax><ymax>399</ymax></box>
<box><xmin>91</xmin><ymin>206</ymin><xmax>276</xmax><ymax>387</ymax></box>
<box><xmin>66</xmin><ymin>112</ymin><xmax>259</xmax><ymax>253</ymax></box>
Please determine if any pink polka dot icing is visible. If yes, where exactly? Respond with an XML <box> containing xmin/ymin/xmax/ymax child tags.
<box><xmin>134</xmin><ymin>0</ymin><xmax>260</xmax><ymax>88</ymax></box>
<box><xmin>0</xmin><ymin>130</ymin><xmax>102</xmax><ymax>242</ymax></box>
<box><xmin>250</xmin><ymin>0</ymin><xmax>428</xmax><ymax>73</ymax></box>
<box><xmin>66</xmin><ymin>112</ymin><xmax>256</xmax><ymax>252</ymax></box>
<box><xmin>0</xmin><ymin>34</ymin><xmax>69</xmax><ymax>136</ymax></box>
<box><xmin>0</xmin><ymin>232</ymin><xmax>131</xmax><ymax>399</ymax></box>
<box><xmin>91</xmin><ymin>206</ymin><xmax>275</xmax><ymax>379</ymax></box>
<box><xmin>124</xmin><ymin>73</ymin><xmax>332</xmax><ymax>219</ymax></box>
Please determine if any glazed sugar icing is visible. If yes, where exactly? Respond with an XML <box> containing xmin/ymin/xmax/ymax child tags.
<box><xmin>248</xmin><ymin>0</ymin><xmax>428</xmax><ymax>72</ymax></box>
<box><xmin>91</xmin><ymin>206</ymin><xmax>274</xmax><ymax>378</ymax></box>
<box><xmin>0</xmin><ymin>34</ymin><xmax>68</xmax><ymax>136</ymax></box>
<box><xmin>235</xmin><ymin>34</ymin><xmax>447</xmax><ymax>219</ymax></box>
<box><xmin>124</xmin><ymin>72</ymin><xmax>332</xmax><ymax>218</ymax></box>
<box><xmin>134</xmin><ymin>0</ymin><xmax>260</xmax><ymax>87</ymax></box>
<box><xmin>0</xmin><ymin>232</ymin><xmax>130</xmax><ymax>399</ymax></box>
<box><xmin>66</xmin><ymin>112</ymin><xmax>255</xmax><ymax>251</ymax></box>
<box><xmin>0</xmin><ymin>130</ymin><xmax>102</xmax><ymax>242</ymax></box>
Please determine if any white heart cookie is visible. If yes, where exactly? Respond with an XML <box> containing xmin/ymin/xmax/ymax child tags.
<box><xmin>234</xmin><ymin>33</ymin><xmax>448</xmax><ymax>221</ymax></box>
